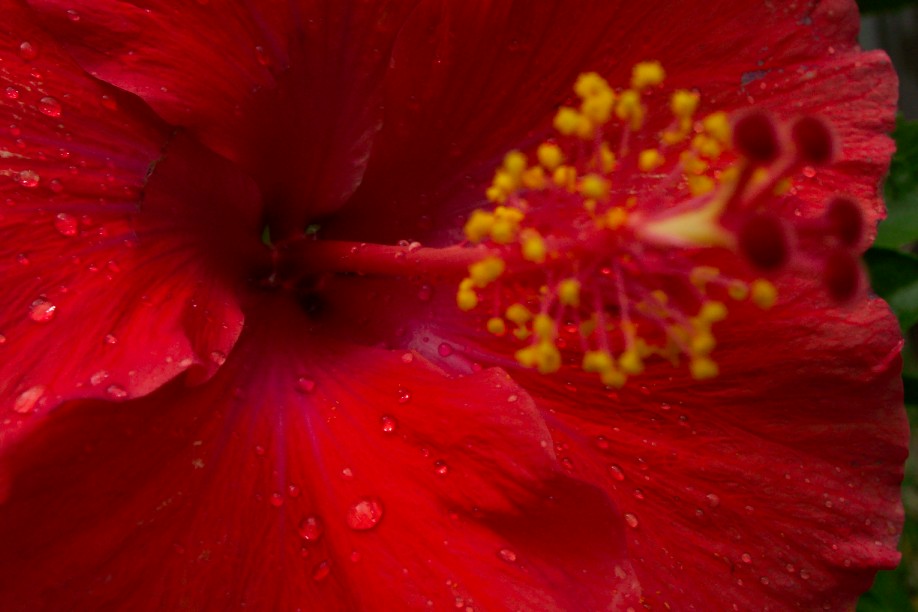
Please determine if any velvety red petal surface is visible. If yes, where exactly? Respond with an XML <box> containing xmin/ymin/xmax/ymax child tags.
<box><xmin>0</xmin><ymin>296</ymin><xmax>642</xmax><ymax>610</ymax></box>
<box><xmin>27</xmin><ymin>1</ymin><xmax>893</xmax><ymax>244</ymax></box>
<box><xmin>0</xmin><ymin>5</ymin><xmax>256</xmax><ymax>447</ymax></box>
<box><xmin>0</xmin><ymin>0</ymin><xmax>906</xmax><ymax>609</ymax></box>
<box><xmin>333</xmin><ymin>0</ymin><xmax>895</xmax><ymax>244</ymax></box>
<box><xmin>25</xmin><ymin>0</ymin><xmax>423</xmax><ymax>230</ymax></box>
<box><xmin>380</xmin><ymin>266</ymin><xmax>904</xmax><ymax>609</ymax></box>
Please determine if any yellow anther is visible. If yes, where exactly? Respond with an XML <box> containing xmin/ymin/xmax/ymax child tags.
<box><xmin>600</xmin><ymin>369</ymin><xmax>627</xmax><ymax>388</ymax></box>
<box><xmin>728</xmin><ymin>281</ymin><xmax>749</xmax><ymax>301</ymax></box>
<box><xmin>515</xmin><ymin>346</ymin><xmax>537</xmax><ymax>368</ymax></box>
<box><xmin>583</xmin><ymin>198</ymin><xmax>598</xmax><ymax>215</ymax></box>
<box><xmin>581</xmin><ymin>88</ymin><xmax>616</xmax><ymax>124</ymax></box>
<box><xmin>671</xmin><ymin>90</ymin><xmax>700</xmax><ymax>118</ymax></box>
<box><xmin>692</xmin><ymin>134</ymin><xmax>723</xmax><ymax>159</ymax></box>
<box><xmin>605</xmin><ymin>207</ymin><xmax>628</xmax><ymax>230</ymax></box>
<box><xmin>554</xmin><ymin>107</ymin><xmax>582</xmax><ymax>136</ymax></box>
<box><xmin>619</xmin><ymin>349</ymin><xmax>644</xmax><ymax>375</ymax></box>
<box><xmin>486</xmin><ymin>317</ymin><xmax>506</xmax><ymax>335</ymax></box>
<box><xmin>615</xmin><ymin>89</ymin><xmax>644</xmax><ymax>131</ymax></box>
<box><xmin>690</xmin><ymin>331</ymin><xmax>716</xmax><ymax>355</ymax></box>
<box><xmin>505</xmin><ymin>303</ymin><xmax>531</xmax><ymax>325</ymax></box>
<box><xmin>485</xmin><ymin>186</ymin><xmax>506</xmax><ymax>203</ymax></box>
<box><xmin>574</xmin><ymin>72</ymin><xmax>610</xmax><ymax>98</ymax></box>
<box><xmin>492</xmin><ymin>169</ymin><xmax>518</xmax><ymax>194</ymax></box>
<box><xmin>553</xmin><ymin>165</ymin><xmax>578</xmax><ymax>191</ymax></box>
<box><xmin>598</xmin><ymin>143</ymin><xmax>616</xmax><ymax>173</ymax></box>
<box><xmin>690</xmin><ymin>266</ymin><xmax>720</xmax><ymax>287</ymax></box>
<box><xmin>503</xmin><ymin>150</ymin><xmax>527</xmax><ymax>177</ymax></box>
<box><xmin>534</xmin><ymin>341</ymin><xmax>562</xmax><ymax>374</ymax></box>
<box><xmin>522</xmin><ymin>166</ymin><xmax>546</xmax><ymax>190</ymax></box>
<box><xmin>490</xmin><ymin>206</ymin><xmax>524</xmax><ymax>243</ymax></box>
<box><xmin>651</xmin><ymin>290</ymin><xmax>668</xmax><ymax>304</ymax></box>
<box><xmin>690</xmin><ymin>357</ymin><xmax>719</xmax><ymax>380</ymax></box>
<box><xmin>583</xmin><ymin>350</ymin><xmax>614</xmax><ymax>373</ymax></box>
<box><xmin>574</xmin><ymin>114</ymin><xmax>595</xmax><ymax>140</ymax></box>
<box><xmin>638</xmin><ymin>149</ymin><xmax>665</xmax><ymax>172</ymax></box>
<box><xmin>557</xmin><ymin>278</ymin><xmax>581</xmax><ymax>307</ymax></box>
<box><xmin>579</xmin><ymin>318</ymin><xmax>597</xmax><ymax>337</ymax></box>
<box><xmin>521</xmin><ymin>229</ymin><xmax>547</xmax><ymax>263</ymax></box>
<box><xmin>631</xmin><ymin>61</ymin><xmax>665</xmax><ymax>90</ymax></box>
<box><xmin>698</xmin><ymin>300</ymin><xmax>728</xmax><ymax>323</ymax></box>
<box><xmin>533</xmin><ymin>313</ymin><xmax>556</xmax><ymax>339</ymax></box>
<box><xmin>580</xmin><ymin>174</ymin><xmax>610</xmax><ymax>200</ymax></box>
<box><xmin>773</xmin><ymin>177</ymin><xmax>792</xmax><ymax>196</ymax></box>
<box><xmin>680</xmin><ymin>152</ymin><xmax>708</xmax><ymax>175</ymax></box>
<box><xmin>537</xmin><ymin>142</ymin><xmax>564</xmax><ymax>171</ymax></box>
<box><xmin>702</xmin><ymin>111</ymin><xmax>731</xmax><ymax>144</ymax></box>
<box><xmin>687</xmin><ymin>175</ymin><xmax>716</xmax><ymax>196</ymax></box>
<box><xmin>751</xmin><ymin>279</ymin><xmax>777</xmax><ymax>309</ymax></box>
<box><xmin>490</xmin><ymin>218</ymin><xmax>518</xmax><ymax>244</ymax></box>
<box><xmin>464</xmin><ymin>209</ymin><xmax>495</xmax><ymax>243</ymax></box>
<box><xmin>468</xmin><ymin>256</ymin><xmax>506</xmax><ymax>288</ymax></box>
<box><xmin>456</xmin><ymin>286</ymin><xmax>478</xmax><ymax>311</ymax></box>
<box><xmin>495</xmin><ymin>205</ymin><xmax>525</xmax><ymax>223</ymax></box>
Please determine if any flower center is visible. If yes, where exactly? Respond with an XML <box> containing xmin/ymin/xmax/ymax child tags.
<box><xmin>264</xmin><ymin>62</ymin><xmax>865</xmax><ymax>388</ymax></box>
<box><xmin>452</xmin><ymin>62</ymin><xmax>866</xmax><ymax>387</ymax></box>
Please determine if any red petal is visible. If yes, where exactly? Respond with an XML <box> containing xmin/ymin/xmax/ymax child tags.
<box><xmin>1</xmin><ymin>6</ymin><xmax>257</xmax><ymax>445</ymax></box>
<box><xmin>504</xmin><ymin>286</ymin><xmax>906</xmax><ymax>609</ymax></box>
<box><xmin>0</xmin><ymin>295</ymin><xmax>640</xmax><ymax>609</ymax></box>
<box><xmin>25</xmin><ymin>0</ymin><xmax>422</xmax><ymax>229</ymax></box>
<box><xmin>328</xmin><ymin>0</ymin><xmax>894</xmax><ymax>244</ymax></box>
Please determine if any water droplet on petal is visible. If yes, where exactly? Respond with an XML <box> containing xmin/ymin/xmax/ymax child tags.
<box><xmin>296</xmin><ymin>377</ymin><xmax>316</xmax><ymax>393</ymax></box>
<box><xmin>90</xmin><ymin>370</ymin><xmax>109</xmax><ymax>386</ymax></box>
<box><xmin>298</xmin><ymin>515</ymin><xmax>324</xmax><ymax>541</ymax></box>
<box><xmin>437</xmin><ymin>342</ymin><xmax>453</xmax><ymax>357</ymax></box>
<box><xmin>54</xmin><ymin>213</ymin><xmax>78</xmax><ymax>236</ymax></box>
<box><xmin>29</xmin><ymin>298</ymin><xmax>56</xmax><ymax>322</ymax></box>
<box><xmin>397</xmin><ymin>387</ymin><xmax>411</xmax><ymax>404</ymax></box>
<box><xmin>312</xmin><ymin>560</ymin><xmax>330</xmax><ymax>581</ymax></box>
<box><xmin>498</xmin><ymin>548</ymin><xmax>517</xmax><ymax>562</ymax></box>
<box><xmin>18</xmin><ymin>170</ymin><xmax>40</xmax><ymax>188</ymax></box>
<box><xmin>209</xmin><ymin>350</ymin><xmax>226</xmax><ymax>366</ymax></box>
<box><xmin>623</xmin><ymin>513</ymin><xmax>639</xmax><ymax>528</ymax></box>
<box><xmin>799</xmin><ymin>569</ymin><xmax>811</xmax><ymax>580</ymax></box>
<box><xmin>633</xmin><ymin>489</ymin><xmax>645</xmax><ymax>501</ymax></box>
<box><xmin>4</xmin><ymin>87</ymin><xmax>20</xmax><ymax>100</ymax></box>
<box><xmin>104</xmin><ymin>333</ymin><xmax>118</xmax><ymax>345</ymax></box>
<box><xmin>14</xmin><ymin>385</ymin><xmax>45</xmax><ymax>414</ymax></box>
<box><xmin>19</xmin><ymin>41</ymin><xmax>37</xmax><ymax>60</ymax></box>
<box><xmin>38</xmin><ymin>96</ymin><xmax>62</xmax><ymax>118</ymax></box>
<box><xmin>65</xmin><ymin>9</ymin><xmax>80</xmax><ymax>22</ymax></box>
<box><xmin>254</xmin><ymin>45</ymin><xmax>270</xmax><ymax>66</ymax></box>
<box><xmin>287</xmin><ymin>484</ymin><xmax>301</xmax><ymax>498</ymax></box>
<box><xmin>608</xmin><ymin>464</ymin><xmax>625</xmax><ymax>481</ymax></box>
<box><xmin>417</xmin><ymin>284</ymin><xmax>433</xmax><ymax>301</ymax></box>
<box><xmin>380</xmin><ymin>414</ymin><xmax>398</xmax><ymax>433</ymax></box>
<box><xmin>434</xmin><ymin>460</ymin><xmax>449</xmax><ymax>476</ymax></box>
<box><xmin>0</xmin><ymin>333</ymin><xmax>6</xmax><ymax>344</ymax></box>
<box><xmin>106</xmin><ymin>384</ymin><xmax>127</xmax><ymax>399</ymax></box>
<box><xmin>346</xmin><ymin>498</ymin><xmax>384</xmax><ymax>531</ymax></box>
<box><xmin>741</xmin><ymin>552</ymin><xmax>753</xmax><ymax>564</ymax></box>
<box><xmin>269</xmin><ymin>492</ymin><xmax>284</xmax><ymax>507</ymax></box>
<box><xmin>706</xmin><ymin>493</ymin><xmax>721</xmax><ymax>508</ymax></box>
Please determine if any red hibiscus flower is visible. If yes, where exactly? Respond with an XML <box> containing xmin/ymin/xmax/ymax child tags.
<box><xmin>0</xmin><ymin>0</ymin><xmax>907</xmax><ymax>610</ymax></box>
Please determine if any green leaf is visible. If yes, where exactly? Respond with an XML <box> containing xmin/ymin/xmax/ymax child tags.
<box><xmin>864</xmin><ymin>248</ymin><xmax>918</xmax><ymax>329</ymax></box>
<box><xmin>857</xmin><ymin>0</ymin><xmax>918</xmax><ymax>13</ymax></box>
<box><xmin>857</xmin><ymin>563</ymin><xmax>913</xmax><ymax>612</ymax></box>
<box><xmin>875</xmin><ymin>118</ymin><xmax>918</xmax><ymax>249</ymax></box>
